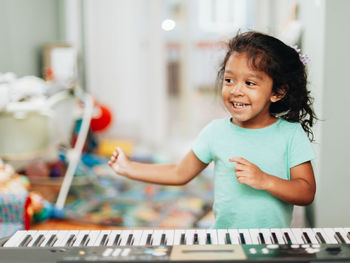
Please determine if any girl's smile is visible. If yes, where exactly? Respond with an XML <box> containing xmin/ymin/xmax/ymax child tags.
<box><xmin>222</xmin><ymin>52</ymin><xmax>283</xmax><ymax>129</ymax></box>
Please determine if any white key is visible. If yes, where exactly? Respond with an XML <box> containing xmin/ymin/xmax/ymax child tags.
<box><xmin>260</xmin><ymin>229</ymin><xmax>273</xmax><ymax>244</ymax></box>
<box><xmin>281</xmin><ymin>228</ymin><xmax>298</xmax><ymax>244</ymax></box>
<box><xmin>270</xmin><ymin>229</ymin><xmax>285</xmax><ymax>244</ymax></box>
<box><xmin>185</xmin><ymin>229</ymin><xmax>195</xmax><ymax>245</ymax></box>
<box><xmin>173</xmin><ymin>230</ymin><xmax>185</xmax><ymax>245</ymax></box>
<box><xmin>196</xmin><ymin>229</ymin><xmax>207</xmax><ymax>245</ymax></box>
<box><xmin>106</xmin><ymin>230</ymin><xmax>122</xmax><ymax>246</ymax></box>
<box><xmin>291</xmin><ymin>228</ymin><xmax>305</xmax><ymax>244</ymax></box>
<box><xmin>4</xmin><ymin>230</ymin><xmax>27</xmax><ymax>247</ymax></box>
<box><xmin>41</xmin><ymin>230</ymin><xmax>58</xmax><ymax>247</ymax></box>
<box><xmin>313</xmin><ymin>228</ymin><xmax>331</xmax><ymax>244</ymax></box>
<box><xmin>344</xmin><ymin>228</ymin><xmax>350</xmax><ymax>242</ymax></box>
<box><xmin>53</xmin><ymin>230</ymin><xmax>70</xmax><ymax>247</ymax></box>
<box><xmin>323</xmin><ymin>228</ymin><xmax>338</xmax><ymax>244</ymax></box>
<box><xmin>334</xmin><ymin>228</ymin><xmax>350</xmax><ymax>244</ymax></box>
<box><xmin>152</xmin><ymin>230</ymin><xmax>164</xmax><ymax>246</ymax></box>
<box><xmin>217</xmin><ymin>229</ymin><xmax>228</xmax><ymax>245</ymax></box>
<box><xmin>73</xmin><ymin>230</ymin><xmax>90</xmax><ymax>247</ymax></box>
<box><xmin>248</xmin><ymin>229</ymin><xmax>260</xmax><ymax>245</ymax></box>
<box><xmin>227</xmin><ymin>229</ymin><xmax>240</xmax><ymax>244</ymax></box>
<box><xmin>139</xmin><ymin>230</ymin><xmax>153</xmax><ymax>246</ymax></box>
<box><xmin>206</xmin><ymin>229</ymin><xmax>218</xmax><ymax>245</ymax></box>
<box><xmin>164</xmin><ymin>230</ymin><xmax>174</xmax><ymax>245</ymax></box>
<box><xmin>239</xmin><ymin>229</ymin><xmax>252</xmax><ymax>244</ymax></box>
<box><xmin>86</xmin><ymin>230</ymin><xmax>100</xmax><ymax>247</ymax></box>
<box><xmin>93</xmin><ymin>230</ymin><xmax>111</xmax><ymax>246</ymax></box>
<box><xmin>119</xmin><ymin>230</ymin><xmax>133</xmax><ymax>246</ymax></box>
<box><xmin>131</xmin><ymin>230</ymin><xmax>143</xmax><ymax>246</ymax></box>
<box><xmin>303</xmin><ymin>228</ymin><xmax>318</xmax><ymax>244</ymax></box>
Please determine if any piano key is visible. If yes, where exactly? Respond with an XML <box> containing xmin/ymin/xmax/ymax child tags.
<box><xmin>53</xmin><ymin>230</ymin><xmax>70</xmax><ymax>247</ymax></box>
<box><xmin>151</xmin><ymin>230</ymin><xmax>164</xmax><ymax>246</ymax></box>
<box><xmin>239</xmin><ymin>229</ymin><xmax>252</xmax><ymax>244</ymax></box>
<box><xmin>73</xmin><ymin>231</ymin><xmax>90</xmax><ymax>247</ymax></box>
<box><xmin>139</xmin><ymin>230</ymin><xmax>153</xmax><ymax>246</ymax></box>
<box><xmin>344</xmin><ymin>228</ymin><xmax>350</xmax><ymax>242</ymax></box>
<box><xmin>196</xmin><ymin>229</ymin><xmax>207</xmax><ymax>245</ymax></box>
<box><xmin>291</xmin><ymin>228</ymin><xmax>305</xmax><ymax>244</ymax></box>
<box><xmin>106</xmin><ymin>230</ymin><xmax>122</xmax><ymax>247</ymax></box>
<box><xmin>270</xmin><ymin>229</ymin><xmax>285</xmax><ymax>244</ymax></box>
<box><xmin>46</xmin><ymin>234</ymin><xmax>58</xmax><ymax>247</ymax></box>
<box><xmin>248</xmin><ymin>229</ymin><xmax>260</xmax><ymax>245</ymax></box>
<box><xmin>217</xmin><ymin>229</ymin><xmax>228</xmax><ymax>245</ymax></box>
<box><xmin>86</xmin><ymin>230</ymin><xmax>100</xmax><ymax>247</ymax></box>
<box><xmin>227</xmin><ymin>229</ymin><xmax>240</xmax><ymax>244</ymax></box>
<box><xmin>260</xmin><ymin>229</ymin><xmax>273</xmax><ymax>245</ymax></box>
<box><xmin>312</xmin><ymin>228</ymin><xmax>331</xmax><ymax>244</ymax></box>
<box><xmin>206</xmin><ymin>229</ymin><xmax>218</xmax><ymax>245</ymax></box>
<box><xmin>334</xmin><ymin>228</ymin><xmax>350</xmax><ymax>244</ymax></box>
<box><xmin>93</xmin><ymin>231</ymin><xmax>111</xmax><ymax>247</ymax></box>
<box><xmin>164</xmin><ymin>230</ymin><xmax>174</xmax><ymax>245</ymax></box>
<box><xmin>185</xmin><ymin>229</ymin><xmax>195</xmax><ymax>245</ymax></box>
<box><xmin>193</xmin><ymin>233</ymin><xmax>199</xmax><ymax>245</ymax></box>
<box><xmin>281</xmin><ymin>228</ymin><xmax>298</xmax><ymax>244</ymax></box>
<box><xmin>60</xmin><ymin>231</ymin><xmax>79</xmax><ymax>247</ymax></box>
<box><xmin>303</xmin><ymin>228</ymin><xmax>319</xmax><ymax>244</ymax></box>
<box><xmin>323</xmin><ymin>228</ymin><xmax>339</xmax><ymax>244</ymax></box>
<box><xmin>4</xmin><ymin>230</ymin><xmax>27</xmax><ymax>247</ymax></box>
<box><xmin>173</xmin><ymin>230</ymin><xmax>185</xmax><ymax>245</ymax></box>
<box><xmin>131</xmin><ymin>230</ymin><xmax>143</xmax><ymax>246</ymax></box>
<box><xmin>65</xmin><ymin>234</ymin><xmax>77</xmax><ymax>247</ymax></box>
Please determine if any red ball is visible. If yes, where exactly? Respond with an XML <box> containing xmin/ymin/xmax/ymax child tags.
<box><xmin>90</xmin><ymin>104</ymin><xmax>112</xmax><ymax>132</ymax></box>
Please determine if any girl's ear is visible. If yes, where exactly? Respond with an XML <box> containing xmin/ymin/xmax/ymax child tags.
<box><xmin>270</xmin><ymin>85</ymin><xmax>288</xmax><ymax>103</ymax></box>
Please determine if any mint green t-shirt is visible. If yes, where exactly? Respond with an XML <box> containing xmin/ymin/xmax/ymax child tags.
<box><xmin>192</xmin><ymin>118</ymin><xmax>316</xmax><ymax>229</ymax></box>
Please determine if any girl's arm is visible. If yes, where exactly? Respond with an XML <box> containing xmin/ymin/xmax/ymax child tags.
<box><xmin>109</xmin><ymin>147</ymin><xmax>209</xmax><ymax>185</ymax></box>
<box><xmin>229</xmin><ymin>157</ymin><xmax>316</xmax><ymax>206</ymax></box>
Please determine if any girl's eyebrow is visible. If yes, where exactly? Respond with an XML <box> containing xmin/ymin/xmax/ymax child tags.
<box><xmin>224</xmin><ymin>70</ymin><xmax>263</xmax><ymax>81</ymax></box>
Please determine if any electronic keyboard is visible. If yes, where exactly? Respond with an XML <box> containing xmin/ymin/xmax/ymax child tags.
<box><xmin>1</xmin><ymin>228</ymin><xmax>350</xmax><ymax>262</ymax></box>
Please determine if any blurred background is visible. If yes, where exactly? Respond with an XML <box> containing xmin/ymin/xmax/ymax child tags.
<box><xmin>0</xmin><ymin>0</ymin><xmax>349</xmax><ymax>234</ymax></box>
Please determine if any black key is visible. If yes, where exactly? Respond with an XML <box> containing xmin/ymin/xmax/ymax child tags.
<box><xmin>180</xmin><ymin>233</ymin><xmax>186</xmax><ymax>245</ymax></box>
<box><xmin>80</xmin><ymin>234</ymin><xmax>90</xmax><ymax>246</ymax></box>
<box><xmin>65</xmin><ymin>234</ymin><xmax>77</xmax><ymax>247</ymax></box>
<box><xmin>347</xmin><ymin>232</ymin><xmax>350</xmax><ymax>240</ymax></box>
<box><xmin>239</xmin><ymin>233</ymin><xmax>246</xmax><ymax>244</ymax></box>
<box><xmin>193</xmin><ymin>233</ymin><xmax>199</xmax><ymax>245</ymax></box>
<box><xmin>335</xmin><ymin>232</ymin><xmax>346</xmax><ymax>244</ymax></box>
<box><xmin>160</xmin><ymin>234</ymin><xmax>166</xmax><ymax>245</ymax></box>
<box><xmin>20</xmin><ymin>235</ymin><xmax>33</xmax><ymax>247</ymax></box>
<box><xmin>284</xmin><ymin>232</ymin><xmax>292</xmax><ymax>245</ymax></box>
<box><xmin>316</xmin><ymin>232</ymin><xmax>326</xmax><ymax>244</ymax></box>
<box><xmin>33</xmin><ymin>234</ymin><xmax>45</xmax><ymax>247</ymax></box>
<box><xmin>126</xmin><ymin>234</ymin><xmax>133</xmax><ymax>246</ymax></box>
<box><xmin>259</xmin><ymin>233</ymin><xmax>266</xmax><ymax>244</ymax></box>
<box><xmin>225</xmin><ymin>233</ymin><xmax>232</xmax><ymax>244</ymax></box>
<box><xmin>100</xmin><ymin>234</ymin><xmax>108</xmax><ymax>246</ymax></box>
<box><xmin>302</xmin><ymin>232</ymin><xmax>312</xmax><ymax>244</ymax></box>
<box><xmin>146</xmin><ymin>234</ymin><xmax>153</xmax><ymax>245</ymax></box>
<box><xmin>113</xmin><ymin>234</ymin><xmax>121</xmax><ymax>246</ymax></box>
<box><xmin>271</xmin><ymin>232</ymin><xmax>279</xmax><ymax>244</ymax></box>
<box><xmin>206</xmin><ymin>233</ymin><xmax>212</xmax><ymax>245</ymax></box>
<box><xmin>46</xmin><ymin>235</ymin><xmax>57</xmax><ymax>247</ymax></box>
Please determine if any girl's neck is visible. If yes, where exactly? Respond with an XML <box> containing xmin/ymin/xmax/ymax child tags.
<box><xmin>231</xmin><ymin>115</ymin><xmax>278</xmax><ymax>129</ymax></box>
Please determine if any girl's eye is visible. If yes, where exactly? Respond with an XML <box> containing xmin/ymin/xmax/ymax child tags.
<box><xmin>224</xmin><ymin>78</ymin><xmax>234</xmax><ymax>84</ymax></box>
<box><xmin>246</xmin><ymin>81</ymin><xmax>256</xmax><ymax>86</ymax></box>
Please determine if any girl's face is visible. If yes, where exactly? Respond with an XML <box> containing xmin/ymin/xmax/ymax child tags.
<box><xmin>222</xmin><ymin>52</ymin><xmax>282</xmax><ymax>129</ymax></box>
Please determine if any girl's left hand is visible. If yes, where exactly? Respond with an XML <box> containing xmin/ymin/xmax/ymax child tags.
<box><xmin>228</xmin><ymin>157</ymin><xmax>269</xmax><ymax>190</ymax></box>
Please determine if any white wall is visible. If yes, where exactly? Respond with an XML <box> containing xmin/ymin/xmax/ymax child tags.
<box><xmin>83</xmin><ymin>0</ymin><xmax>167</xmax><ymax>148</ymax></box>
<box><xmin>299</xmin><ymin>0</ymin><xmax>350</xmax><ymax>227</ymax></box>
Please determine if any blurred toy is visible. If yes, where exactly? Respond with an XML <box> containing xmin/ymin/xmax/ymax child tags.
<box><xmin>27</xmin><ymin>192</ymin><xmax>64</xmax><ymax>222</ymax></box>
<box><xmin>90</xmin><ymin>102</ymin><xmax>112</xmax><ymax>132</ymax></box>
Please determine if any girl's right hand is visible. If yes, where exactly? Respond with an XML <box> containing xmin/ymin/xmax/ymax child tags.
<box><xmin>108</xmin><ymin>147</ymin><xmax>131</xmax><ymax>176</ymax></box>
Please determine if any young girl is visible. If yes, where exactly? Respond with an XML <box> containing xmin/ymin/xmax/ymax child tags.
<box><xmin>109</xmin><ymin>31</ymin><xmax>317</xmax><ymax>229</ymax></box>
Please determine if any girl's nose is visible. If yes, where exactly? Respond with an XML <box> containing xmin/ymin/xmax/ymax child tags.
<box><xmin>230</xmin><ymin>84</ymin><xmax>244</xmax><ymax>95</ymax></box>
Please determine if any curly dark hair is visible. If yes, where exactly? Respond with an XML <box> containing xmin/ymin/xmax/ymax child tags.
<box><xmin>216</xmin><ymin>31</ymin><xmax>317</xmax><ymax>141</ymax></box>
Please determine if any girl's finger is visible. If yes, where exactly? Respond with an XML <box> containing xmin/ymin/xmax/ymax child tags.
<box><xmin>229</xmin><ymin>157</ymin><xmax>251</xmax><ymax>165</ymax></box>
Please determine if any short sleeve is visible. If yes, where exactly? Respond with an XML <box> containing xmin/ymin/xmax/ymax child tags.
<box><xmin>192</xmin><ymin>122</ymin><xmax>214</xmax><ymax>164</ymax></box>
<box><xmin>288</xmin><ymin>124</ymin><xmax>316</xmax><ymax>168</ymax></box>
